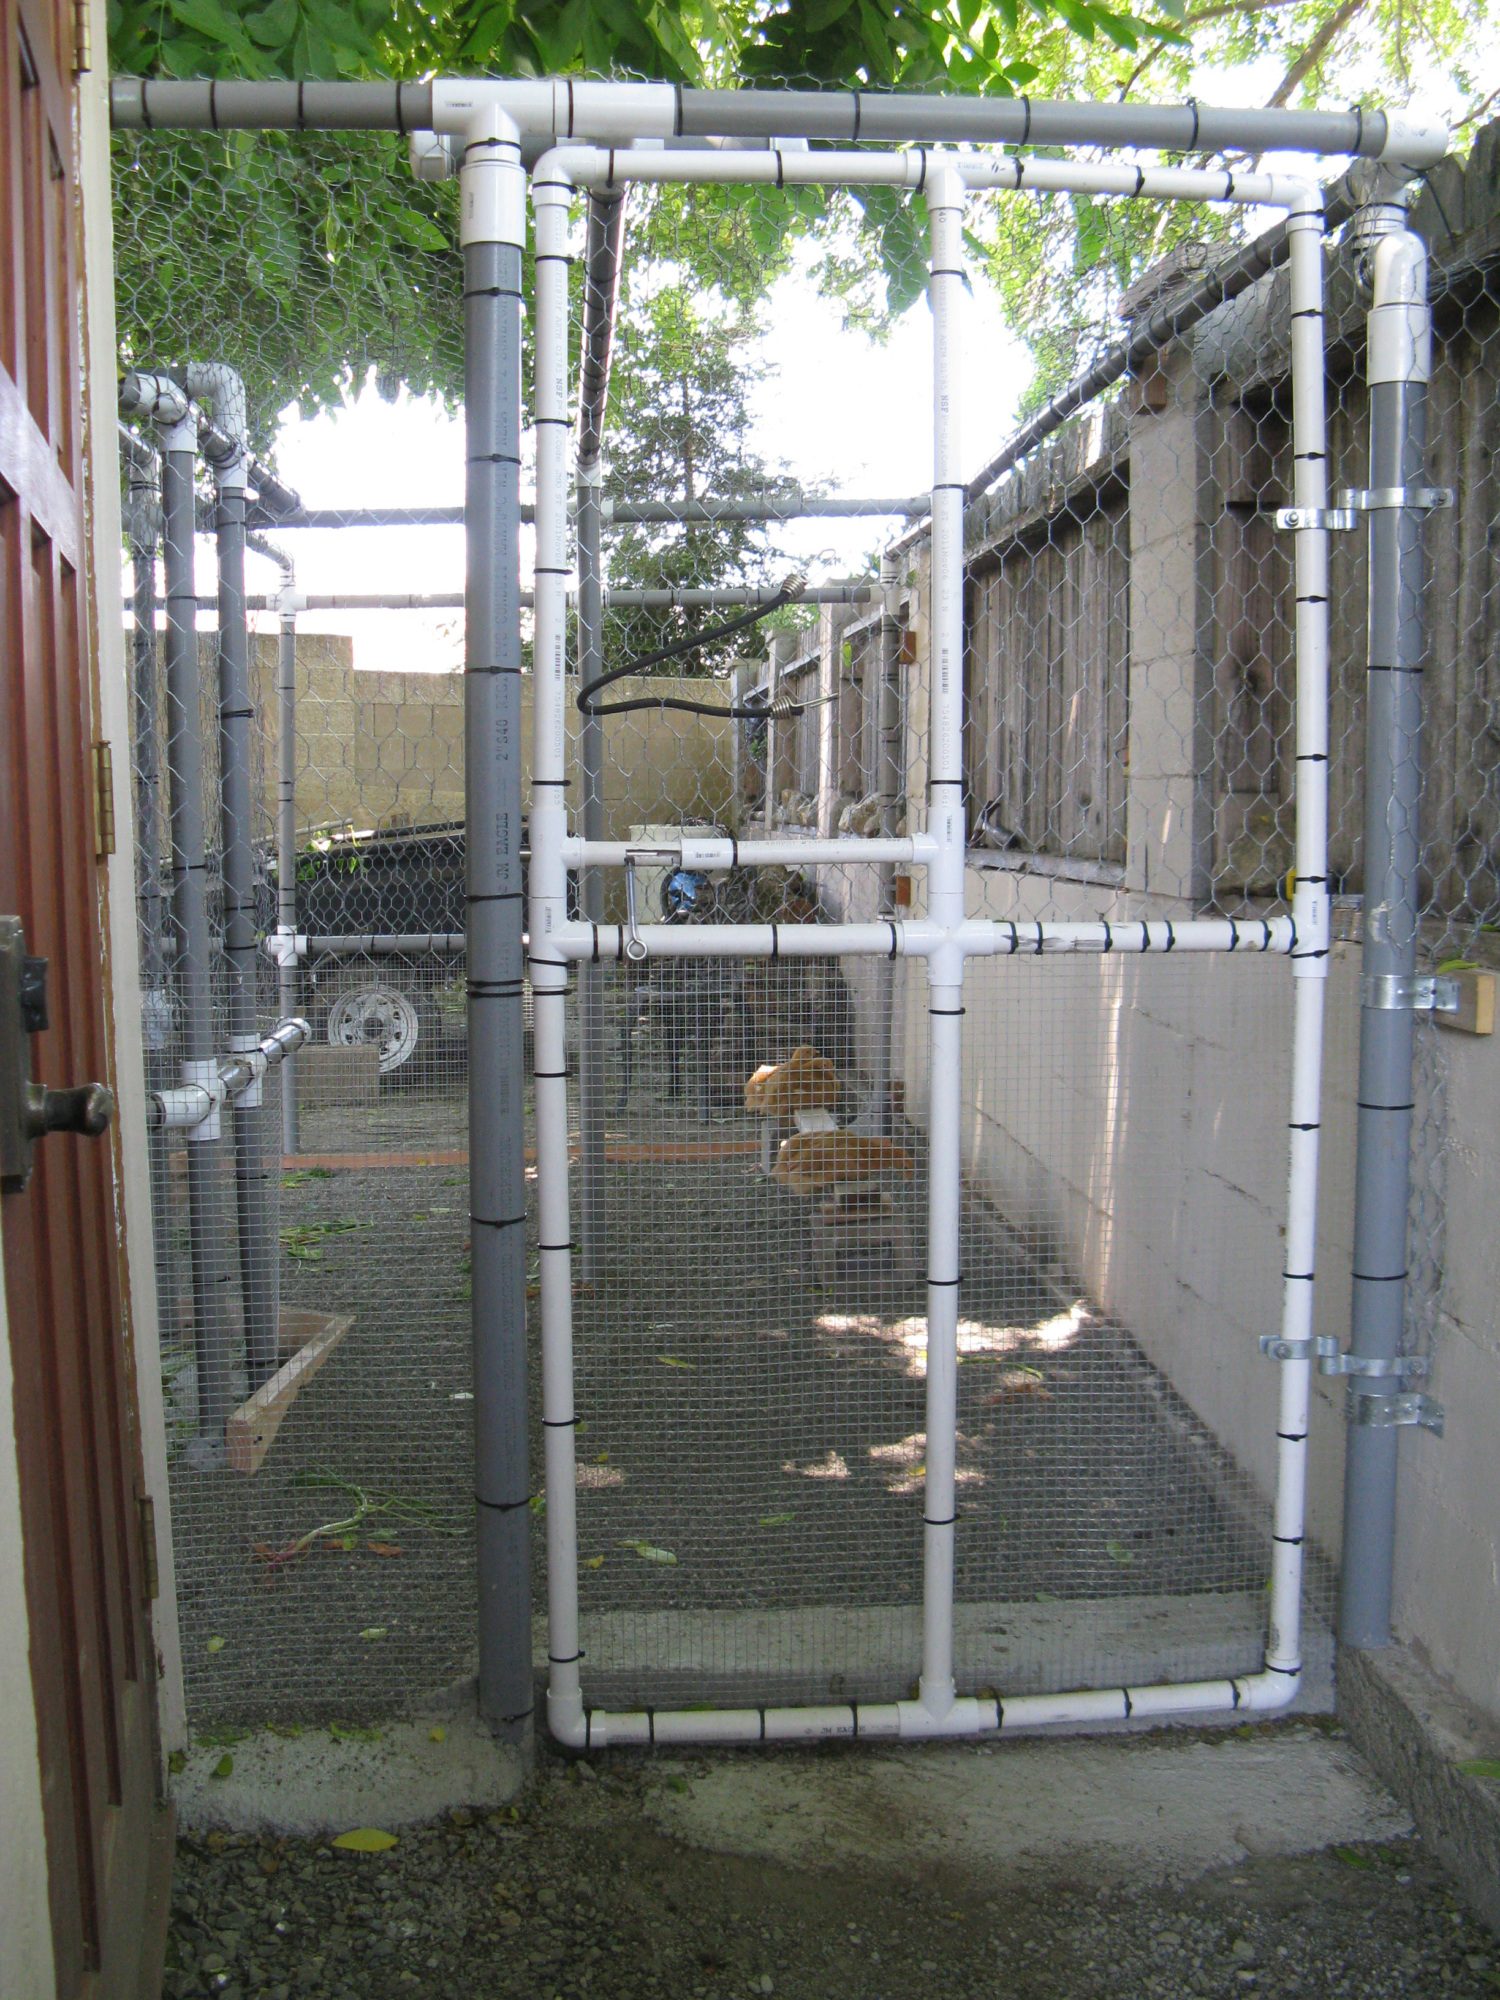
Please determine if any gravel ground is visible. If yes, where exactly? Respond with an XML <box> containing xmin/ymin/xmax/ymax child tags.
<box><xmin>170</xmin><ymin>1057</ymin><xmax>1285</xmax><ymax>1725</ymax></box>
<box><xmin>163</xmin><ymin>1736</ymin><xmax>1499</xmax><ymax>2000</ymax></box>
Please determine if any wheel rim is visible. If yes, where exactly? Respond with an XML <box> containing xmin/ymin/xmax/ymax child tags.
<box><xmin>326</xmin><ymin>984</ymin><xmax>421</xmax><ymax>1073</ymax></box>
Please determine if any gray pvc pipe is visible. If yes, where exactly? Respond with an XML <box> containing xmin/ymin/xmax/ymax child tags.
<box><xmin>110</xmin><ymin>78</ymin><xmax>1409</xmax><ymax>164</ymax></box>
<box><xmin>161</xmin><ymin>434</ymin><xmax>234</xmax><ymax>1449</ymax></box>
<box><xmin>215</xmin><ymin>484</ymin><xmax>281</xmax><ymax>1389</ymax></box>
<box><xmin>464</xmin><ymin>212</ymin><xmax>534</xmax><ymax>1736</ymax></box>
<box><xmin>1338</xmin><ymin>366</ymin><xmax>1429</xmax><ymax>1651</ymax></box>
<box><xmin>870</xmin><ymin>557</ymin><xmax>903</xmax><ymax>1137</ymax></box>
<box><xmin>128</xmin><ymin>523</ymin><xmax>166</xmax><ymax>1002</ymax></box>
<box><xmin>605</xmin><ymin>494</ymin><xmax>929</xmax><ymax>523</ymax></box>
<box><xmin>127</xmin><ymin>481</ymin><xmax>181</xmax><ymax>1307</ymax></box>
<box><xmin>193</xmin><ymin>583</ymin><xmax>878</xmax><ymax>614</ymax></box>
<box><xmin>254</xmin><ymin>495</ymin><xmax>925</xmax><ymax>529</ymax></box>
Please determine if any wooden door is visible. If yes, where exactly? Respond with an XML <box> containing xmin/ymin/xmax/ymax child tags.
<box><xmin>0</xmin><ymin>1</ymin><xmax>172</xmax><ymax>1993</ymax></box>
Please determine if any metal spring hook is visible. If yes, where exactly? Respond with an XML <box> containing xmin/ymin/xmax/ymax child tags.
<box><xmin>623</xmin><ymin>856</ymin><xmax>649</xmax><ymax>962</ymax></box>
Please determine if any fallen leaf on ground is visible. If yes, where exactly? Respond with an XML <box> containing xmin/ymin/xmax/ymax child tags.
<box><xmin>619</xmin><ymin>1540</ymin><xmax>677</xmax><ymax>1565</ymax></box>
<box><xmin>366</xmin><ymin>1542</ymin><xmax>404</xmax><ymax>1557</ymax></box>
<box><xmin>758</xmin><ymin>1513</ymin><xmax>795</xmax><ymax>1527</ymax></box>
<box><xmin>205</xmin><ymin>1636</ymin><xmax>226</xmax><ymax>1654</ymax></box>
<box><xmin>210</xmin><ymin>1754</ymin><xmax>234</xmax><ymax>1780</ymax></box>
<box><xmin>656</xmin><ymin>1355</ymin><xmax>695</xmax><ymax>1369</ymax></box>
<box><xmin>1105</xmin><ymin>1540</ymin><xmax>1133</xmax><ymax>1566</ymax></box>
<box><xmin>359</xmin><ymin>1626</ymin><xmax>388</xmax><ymax>1641</ymax></box>
<box><xmin>332</xmin><ymin>1828</ymin><xmax>398</xmax><ymax>1853</ymax></box>
<box><xmin>429</xmin><ymin>1726</ymin><xmax>447</xmax><ymax>1744</ymax></box>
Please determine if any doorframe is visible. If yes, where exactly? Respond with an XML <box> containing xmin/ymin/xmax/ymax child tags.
<box><xmin>75</xmin><ymin>0</ymin><xmax>186</xmax><ymax>1757</ymax></box>
<box><xmin>0</xmin><ymin>1226</ymin><xmax>56</xmax><ymax>2000</ymax></box>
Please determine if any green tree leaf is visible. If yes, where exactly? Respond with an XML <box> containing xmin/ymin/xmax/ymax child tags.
<box><xmin>243</xmin><ymin>0</ymin><xmax>297</xmax><ymax>47</ymax></box>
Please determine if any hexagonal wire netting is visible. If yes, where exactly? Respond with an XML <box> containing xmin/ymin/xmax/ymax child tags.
<box><xmin>111</xmin><ymin>109</ymin><xmax>1500</xmax><ymax>1732</ymax></box>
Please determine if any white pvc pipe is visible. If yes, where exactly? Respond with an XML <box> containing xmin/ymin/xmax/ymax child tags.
<box><xmin>578</xmin><ymin>1668</ymin><xmax>1303</xmax><ymax>1749</ymax></box>
<box><xmin>530</xmin><ymin>167</ymin><xmax>588</xmax><ymax>1748</ymax></box>
<box><xmin>916</xmin><ymin>162</ymin><xmax>969</xmax><ymax>1720</ymax></box>
<box><xmin>147</xmin><ymin>1017</ymin><xmax>310</xmax><ymax>1130</ymax></box>
<box><xmin>1262</xmin><ymin>189</ymin><xmax>1334</xmax><ymax>1689</ymax></box>
<box><xmin>526</xmin><ymin>142</ymin><xmax>1329</xmax><ymax>1752</ymax></box>
<box><xmin>553</xmin><ymin>916</ymin><xmax>1297</xmax><ymax>962</ymax></box>
<box><xmin>540</xmin><ymin>144</ymin><xmax>1313</xmax><ymax>211</ymax></box>
<box><xmin>560</xmin><ymin>836</ymin><xmax>930</xmax><ymax>870</ymax></box>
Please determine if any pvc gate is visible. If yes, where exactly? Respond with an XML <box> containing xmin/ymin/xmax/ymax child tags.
<box><xmin>526</xmin><ymin>145</ymin><xmax>1335</xmax><ymax>1750</ymax></box>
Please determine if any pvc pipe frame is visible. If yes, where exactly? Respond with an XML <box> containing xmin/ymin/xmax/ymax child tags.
<box><xmin>527</xmin><ymin>143</ymin><xmax>1334</xmax><ymax>1750</ymax></box>
<box><xmin>200</xmin><ymin>366</ymin><xmax>282</xmax><ymax>1393</ymax></box>
<box><xmin>1338</xmin><ymin>227</ymin><xmax>1433</xmax><ymax>1650</ymax></box>
<box><xmin>157</xmin><ymin>399</ymin><xmax>240</xmax><ymax>1449</ymax></box>
<box><xmin>245</xmin><ymin>496</ymin><xmax>929</xmax><ymax>529</ymax></box>
<box><xmin>148</xmin><ymin>1017</ymin><xmax>310</xmax><ymax>1131</ymax></box>
<box><xmin>109</xmin><ymin>75</ymin><xmax>1448</xmax><ymax>170</ymax></box>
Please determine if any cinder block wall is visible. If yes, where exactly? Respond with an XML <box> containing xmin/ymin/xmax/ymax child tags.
<box><xmin>249</xmin><ymin>638</ymin><xmax>734</xmax><ymax>838</ymax></box>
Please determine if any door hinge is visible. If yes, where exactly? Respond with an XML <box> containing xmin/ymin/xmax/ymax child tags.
<box><xmin>93</xmin><ymin>742</ymin><xmax>116</xmax><ymax>858</ymax></box>
<box><xmin>73</xmin><ymin>0</ymin><xmax>91</xmax><ymax>73</ymax></box>
<box><xmin>138</xmin><ymin>1492</ymin><xmax>159</xmax><ymax>1601</ymax></box>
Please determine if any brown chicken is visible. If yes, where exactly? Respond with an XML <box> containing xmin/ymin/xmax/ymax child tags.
<box><xmin>743</xmin><ymin>1045</ymin><xmax>842</xmax><ymax>1118</ymax></box>
<box><xmin>773</xmin><ymin>1129</ymin><xmax>915</xmax><ymax>1194</ymax></box>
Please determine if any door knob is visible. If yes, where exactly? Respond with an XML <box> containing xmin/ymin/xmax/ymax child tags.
<box><xmin>2</xmin><ymin>917</ymin><xmax>116</xmax><ymax>1193</ymax></box>
<box><xmin>24</xmin><ymin>1081</ymin><xmax>115</xmax><ymax>1142</ymax></box>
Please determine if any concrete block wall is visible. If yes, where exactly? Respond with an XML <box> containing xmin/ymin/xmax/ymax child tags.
<box><xmin>247</xmin><ymin>637</ymin><xmax>735</xmax><ymax>839</ymax></box>
<box><xmin>820</xmin><ymin>139</ymin><xmax>1500</xmax><ymax>1728</ymax></box>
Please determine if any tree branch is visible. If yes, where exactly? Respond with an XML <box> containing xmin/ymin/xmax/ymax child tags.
<box><xmin>1266</xmin><ymin>0</ymin><xmax>1371</xmax><ymax>107</ymax></box>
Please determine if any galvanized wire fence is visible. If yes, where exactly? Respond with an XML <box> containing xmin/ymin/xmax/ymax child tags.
<box><xmin>112</xmin><ymin>110</ymin><xmax>1500</xmax><ymax>1733</ymax></box>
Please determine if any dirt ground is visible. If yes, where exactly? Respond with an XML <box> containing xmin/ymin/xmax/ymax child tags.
<box><xmin>162</xmin><ymin>1726</ymin><xmax>1500</xmax><ymax>2000</ymax></box>
<box><xmin>167</xmin><ymin>1069</ymin><xmax>1281</xmax><ymax>1726</ymax></box>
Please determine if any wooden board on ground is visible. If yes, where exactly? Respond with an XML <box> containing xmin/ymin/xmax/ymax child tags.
<box><xmin>227</xmin><ymin>1311</ymin><xmax>355</xmax><ymax>1474</ymax></box>
<box><xmin>1436</xmin><ymin>969</ymin><xmax>1495</xmax><ymax>1037</ymax></box>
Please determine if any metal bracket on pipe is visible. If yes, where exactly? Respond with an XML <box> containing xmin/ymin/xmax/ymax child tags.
<box><xmin>1319</xmin><ymin>1349</ymin><xmax>1429</xmax><ymax>1379</ymax></box>
<box><xmin>1335</xmin><ymin>485</ymin><xmax>1452</xmax><ymax>514</ymax></box>
<box><xmin>1259</xmin><ymin>1334</ymin><xmax>1340</xmax><ymax>1364</ymax></box>
<box><xmin>1272</xmin><ymin>504</ymin><xmax>1357</xmax><ymax>533</ymax></box>
<box><xmin>1346</xmin><ymin>1387</ymin><xmax>1445</xmax><ymax>1435</ymax></box>
<box><xmin>1361</xmin><ymin>972</ymin><xmax>1460</xmax><ymax>1013</ymax></box>
<box><xmin>622</xmin><ymin>859</ymin><xmax>648</xmax><ymax>963</ymax></box>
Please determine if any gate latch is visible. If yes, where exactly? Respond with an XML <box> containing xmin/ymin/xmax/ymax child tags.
<box><xmin>1273</xmin><ymin>505</ymin><xmax>1357</xmax><ymax>533</ymax></box>
<box><xmin>1</xmin><ymin>916</ymin><xmax>115</xmax><ymax>1194</ymax></box>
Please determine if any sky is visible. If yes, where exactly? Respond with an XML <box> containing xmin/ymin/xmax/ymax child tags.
<box><xmin>234</xmin><ymin>45</ymin><xmax>1368</xmax><ymax>674</ymax></box>
<box><xmin>244</xmin><ymin>229</ymin><xmax>1026</xmax><ymax>674</ymax></box>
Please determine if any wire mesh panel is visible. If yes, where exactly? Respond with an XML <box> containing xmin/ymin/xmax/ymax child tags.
<box><xmin>107</xmin><ymin>98</ymin><xmax>1485</xmax><ymax>1738</ymax></box>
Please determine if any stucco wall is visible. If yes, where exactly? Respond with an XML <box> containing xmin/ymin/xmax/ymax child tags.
<box><xmin>249</xmin><ymin>639</ymin><xmax>735</xmax><ymax>839</ymax></box>
<box><xmin>855</xmin><ymin>170</ymin><xmax>1500</xmax><ymax>1727</ymax></box>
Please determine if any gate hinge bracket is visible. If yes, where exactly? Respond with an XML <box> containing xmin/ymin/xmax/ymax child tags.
<box><xmin>1346</xmin><ymin>1387</ymin><xmax>1445</xmax><ymax>1435</ymax></box>
<box><xmin>138</xmin><ymin>1492</ymin><xmax>160</xmax><ymax>1601</ymax></box>
<box><xmin>93</xmin><ymin>742</ymin><xmax>116</xmax><ymax>859</ymax></box>
<box><xmin>1319</xmin><ymin>1349</ymin><xmax>1429</xmax><ymax>1379</ymax></box>
<box><xmin>1361</xmin><ymin>972</ymin><xmax>1460</xmax><ymax>1014</ymax></box>
<box><xmin>1335</xmin><ymin>485</ymin><xmax>1452</xmax><ymax>515</ymax></box>
<box><xmin>1259</xmin><ymin>1334</ymin><xmax>1339</xmax><ymax>1363</ymax></box>
<box><xmin>1273</xmin><ymin>505</ymin><xmax>1357</xmax><ymax>533</ymax></box>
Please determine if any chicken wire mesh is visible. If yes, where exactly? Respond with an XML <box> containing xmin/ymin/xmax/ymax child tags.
<box><xmin>109</xmin><ymin>109</ymin><xmax>1500</xmax><ymax>1732</ymax></box>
